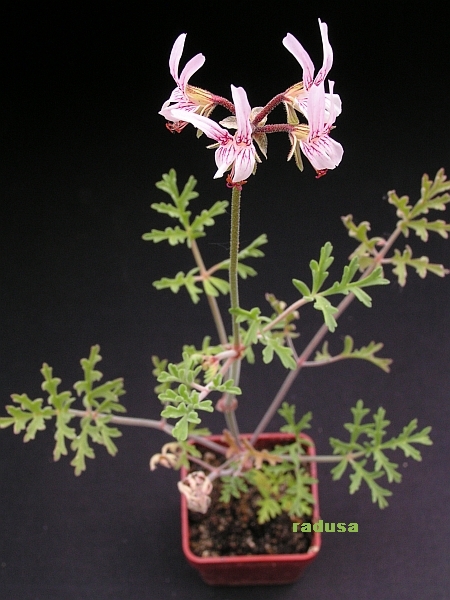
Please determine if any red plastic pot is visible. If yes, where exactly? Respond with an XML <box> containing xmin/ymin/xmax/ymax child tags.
<box><xmin>180</xmin><ymin>432</ymin><xmax>321</xmax><ymax>586</ymax></box>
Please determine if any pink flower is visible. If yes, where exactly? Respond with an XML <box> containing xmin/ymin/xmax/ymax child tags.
<box><xmin>283</xmin><ymin>20</ymin><xmax>341</xmax><ymax>120</ymax></box>
<box><xmin>160</xmin><ymin>33</ymin><xmax>215</xmax><ymax>132</ymax></box>
<box><xmin>299</xmin><ymin>80</ymin><xmax>343</xmax><ymax>174</ymax></box>
<box><xmin>169</xmin><ymin>85</ymin><xmax>256</xmax><ymax>182</ymax></box>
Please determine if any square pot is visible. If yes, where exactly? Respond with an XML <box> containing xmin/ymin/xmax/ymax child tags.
<box><xmin>180</xmin><ymin>432</ymin><xmax>321</xmax><ymax>586</ymax></box>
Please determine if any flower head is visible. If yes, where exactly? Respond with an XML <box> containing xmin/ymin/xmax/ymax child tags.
<box><xmin>299</xmin><ymin>80</ymin><xmax>343</xmax><ymax>174</ymax></box>
<box><xmin>283</xmin><ymin>20</ymin><xmax>341</xmax><ymax>120</ymax></box>
<box><xmin>160</xmin><ymin>33</ymin><xmax>216</xmax><ymax>132</ymax></box>
<box><xmin>169</xmin><ymin>85</ymin><xmax>256</xmax><ymax>182</ymax></box>
<box><xmin>149</xmin><ymin>442</ymin><xmax>181</xmax><ymax>470</ymax></box>
<box><xmin>178</xmin><ymin>471</ymin><xmax>213</xmax><ymax>514</ymax></box>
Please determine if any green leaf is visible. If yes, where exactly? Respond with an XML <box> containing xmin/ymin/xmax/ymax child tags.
<box><xmin>190</xmin><ymin>200</ymin><xmax>229</xmax><ymax>233</ymax></box>
<box><xmin>3</xmin><ymin>347</ymin><xmax>126</xmax><ymax>474</ymax></box>
<box><xmin>73</xmin><ymin>345</ymin><xmax>103</xmax><ymax>399</ymax></box>
<box><xmin>313</xmin><ymin>296</ymin><xmax>339</xmax><ymax>332</ymax></box>
<box><xmin>142</xmin><ymin>226</ymin><xmax>190</xmax><ymax>245</ymax></box>
<box><xmin>409</xmin><ymin>169</ymin><xmax>450</xmax><ymax>219</ymax></box>
<box><xmin>150</xmin><ymin>201</ymin><xmax>186</xmax><ymax>220</ymax></box>
<box><xmin>237</xmin><ymin>234</ymin><xmax>268</xmax><ymax>260</ymax></box>
<box><xmin>278</xmin><ymin>402</ymin><xmax>312</xmax><ymax>436</ymax></box>
<box><xmin>220</xmin><ymin>475</ymin><xmax>249</xmax><ymax>503</ymax></box>
<box><xmin>172</xmin><ymin>412</ymin><xmax>200</xmax><ymax>442</ymax></box>
<box><xmin>203</xmin><ymin>275</ymin><xmax>229</xmax><ymax>297</ymax></box>
<box><xmin>256</xmin><ymin>497</ymin><xmax>283</xmax><ymax>524</ymax></box>
<box><xmin>40</xmin><ymin>363</ymin><xmax>77</xmax><ymax>460</ymax></box>
<box><xmin>405</xmin><ymin>218</ymin><xmax>450</xmax><ymax>242</ymax></box>
<box><xmin>314</xmin><ymin>337</ymin><xmax>392</xmax><ymax>372</ymax></box>
<box><xmin>153</xmin><ymin>270</ymin><xmax>202</xmax><ymax>303</ymax></box>
<box><xmin>292</xmin><ymin>278</ymin><xmax>311</xmax><ymax>297</ymax></box>
<box><xmin>261</xmin><ymin>335</ymin><xmax>297</xmax><ymax>369</ymax></box>
<box><xmin>387</xmin><ymin>419</ymin><xmax>432</xmax><ymax>460</ymax></box>
<box><xmin>324</xmin><ymin>262</ymin><xmax>390</xmax><ymax>308</ymax></box>
<box><xmin>310</xmin><ymin>242</ymin><xmax>334</xmax><ymax>294</ymax></box>
<box><xmin>330</xmin><ymin>401</ymin><xmax>432</xmax><ymax>508</ymax></box>
<box><xmin>390</xmin><ymin>245</ymin><xmax>449</xmax><ymax>287</ymax></box>
<box><xmin>70</xmin><ymin>422</ymin><xmax>96</xmax><ymax>476</ymax></box>
<box><xmin>341</xmin><ymin>215</ymin><xmax>385</xmax><ymax>271</ymax></box>
<box><xmin>371</xmin><ymin>448</ymin><xmax>401</xmax><ymax>484</ymax></box>
<box><xmin>330</xmin><ymin>459</ymin><xmax>349</xmax><ymax>481</ymax></box>
<box><xmin>217</xmin><ymin>234</ymin><xmax>268</xmax><ymax>279</ymax></box>
<box><xmin>214</xmin><ymin>379</ymin><xmax>242</xmax><ymax>395</ymax></box>
<box><xmin>389</xmin><ymin>170</ymin><xmax>450</xmax><ymax>242</ymax></box>
<box><xmin>349</xmin><ymin>461</ymin><xmax>392</xmax><ymax>509</ymax></box>
<box><xmin>3</xmin><ymin>394</ymin><xmax>54</xmax><ymax>441</ymax></box>
<box><xmin>155</xmin><ymin>170</ymin><xmax>199</xmax><ymax>214</ymax></box>
<box><xmin>342</xmin><ymin>214</ymin><xmax>384</xmax><ymax>249</ymax></box>
<box><xmin>388</xmin><ymin>191</ymin><xmax>412</xmax><ymax>220</ymax></box>
<box><xmin>343</xmin><ymin>337</ymin><xmax>392</xmax><ymax>373</ymax></box>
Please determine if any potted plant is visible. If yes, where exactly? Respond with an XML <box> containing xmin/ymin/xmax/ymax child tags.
<box><xmin>1</xmin><ymin>20</ymin><xmax>449</xmax><ymax>586</ymax></box>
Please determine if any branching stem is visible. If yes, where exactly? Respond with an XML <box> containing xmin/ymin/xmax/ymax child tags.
<box><xmin>251</xmin><ymin>225</ymin><xmax>403</xmax><ymax>444</ymax></box>
<box><xmin>67</xmin><ymin>409</ymin><xmax>227</xmax><ymax>455</ymax></box>
<box><xmin>190</xmin><ymin>238</ymin><xmax>228</xmax><ymax>346</ymax></box>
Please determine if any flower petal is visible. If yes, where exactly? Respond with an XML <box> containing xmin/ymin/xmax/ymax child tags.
<box><xmin>307</xmin><ymin>80</ymin><xmax>326</xmax><ymax>137</ymax></box>
<box><xmin>169</xmin><ymin>34</ymin><xmax>187</xmax><ymax>82</ymax></box>
<box><xmin>325</xmin><ymin>80</ymin><xmax>337</xmax><ymax>128</ymax></box>
<box><xmin>231</xmin><ymin>85</ymin><xmax>252</xmax><ymax>141</ymax></box>
<box><xmin>233</xmin><ymin>146</ymin><xmax>255</xmax><ymax>181</ymax></box>
<box><xmin>169</xmin><ymin>109</ymin><xmax>230</xmax><ymax>142</ymax></box>
<box><xmin>315</xmin><ymin>20</ymin><xmax>333</xmax><ymax>85</ymax></box>
<box><xmin>301</xmin><ymin>135</ymin><xmax>343</xmax><ymax>171</ymax></box>
<box><xmin>283</xmin><ymin>33</ymin><xmax>315</xmax><ymax>90</ymax></box>
<box><xmin>178</xmin><ymin>53</ymin><xmax>206</xmax><ymax>91</ymax></box>
<box><xmin>214</xmin><ymin>144</ymin><xmax>236</xmax><ymax>178</ymax></box>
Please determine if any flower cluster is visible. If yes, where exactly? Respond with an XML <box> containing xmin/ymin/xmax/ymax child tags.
<box><xmin>159</xmin><ymin>20</ymin><xmax>343</xmax><ymax>183</ymax></box>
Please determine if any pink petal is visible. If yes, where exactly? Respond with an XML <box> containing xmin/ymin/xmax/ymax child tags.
<box><xmin>178</xmin><ymin>53</ymin><xmax>206</xmax><ymax>91</ymax></box>
<box><xmin>307</xmin><ymin>81</ymin><xmax>326</xmax><ymax>137</ymax></box>
<box><xmin>325</xmin><ymin>80</ymin><xmax>337</xmax><ymax>127</ymax></box>
<box><xmin>324</xmin><ymin>92</ymin><xmax>342</xmax><ymax>119</ymax></box>
<box><xmin>231</xmin><ymin>85</ymin><xmax>252</xmax><ymax>140</ymax></box>
<box><xmin>214</xmin><ymin>144</ymin><xmax>237</xmax><ymax>179</ymax></box>
<box><xmin>169</xmin><ymin>108</ymin><xmax>231</xmax><ymax>143</ymax></box>
<box><xmin>283</xmin><ymin>33</ymin><xmax>315</xmax><ymax>90</ymax></box>
<box><xmin>169</xmin><ymin>34</ymin><xmax>187</xmax><ymax>82</ymax></box>
<box><xmin>301</xmin><ymin>134</ymin><xmax>343</xmax><ymax>171</ymax></box>
<box><xmin>232</xmin><ymin>147</ymin><xmax>255</xmax><ymax>181</ymax></box>
<box><xmin>315</xmin><ymin>20</ymin><xmax>333</xmax><ymax>85</ymax></box>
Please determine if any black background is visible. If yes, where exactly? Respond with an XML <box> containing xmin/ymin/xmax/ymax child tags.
<box><xmin>1</xmin><ymin>2</ymin><xmax>449</xmax><ymax>599</ymax></box>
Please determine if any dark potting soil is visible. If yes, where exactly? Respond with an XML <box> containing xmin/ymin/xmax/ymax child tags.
<box><xmin>188</xmin><ymin>452</ymin><xmax>313</xmax><ymax>557</ymax></box>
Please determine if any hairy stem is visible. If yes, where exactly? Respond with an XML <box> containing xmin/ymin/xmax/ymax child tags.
<box><xmin>252</xmin><ymin>93</ymin><xmax>286</xmax><ymax>125</ymax></box>
<box><xmin>221</xmin><ymin>184</ymin><xmax>243</xmax><ymax>443</ymax></box>
<box><xmin>209</xmin><ymin>451</ymin><xmax>365</xmax><ymax>482</ymax></box>
<box><xmin>211</xmin><ymin>94</ymin><xmax>235</xmax><ymax>114</ymax></box>
<box><xmin>229</xmin><ymin>185</ymin><xmax>241</xmax><ymax>349</ymax></box>
<box><xmin>263</xmin><ymin>298</ymin><xmax>309</xmax><ymax>333</ymax></box>
<box><xmin>68</xmin><ymin>409</ymin><xmax>227</xmax><ymax>455</ymax></box>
